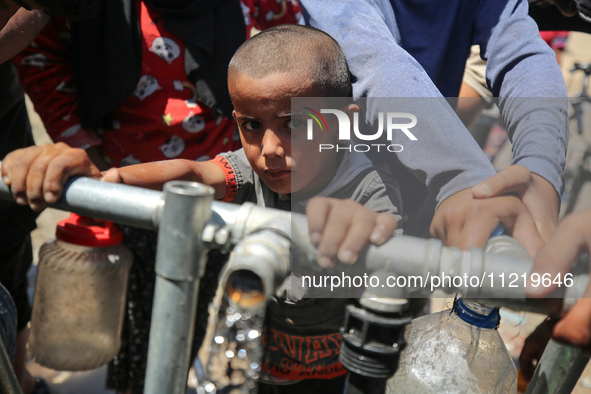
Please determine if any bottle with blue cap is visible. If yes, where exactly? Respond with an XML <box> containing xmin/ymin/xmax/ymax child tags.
<box><xmin>387</xmin><ymin>297</ymin><xmax>517</xmax><ymax>392</ymax></box>
<box><xmin>28</xmin><ymin>213</ymin><xmax>132</xmax><ymax>371</ymax></box>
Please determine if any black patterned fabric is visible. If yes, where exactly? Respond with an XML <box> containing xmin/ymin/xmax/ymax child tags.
<box><xmin>106</xmin><ymin>226</ymin><xmax>228</xmax><ymax>393</ymax></box>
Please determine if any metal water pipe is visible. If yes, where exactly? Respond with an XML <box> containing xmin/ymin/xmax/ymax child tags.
<box><xmin>143</xmin><ymin>181</ymin><xmax>213</xmax><ymax>394</ymax></box>
<box><xmin>526</xmin><ymin>339</ymin><xmax>591</xmax><ymax>394</ymax></box>
<box><xmin>0</xmin><ymin>171</ymin><xmax>294</xmax><ymax>394</ymax></box>
<box><xmin>1</xmin><ymin>171</ymin><xmax>590</xmax><ymax>393</ymax></box>
<box><xmin>199</xmin><ymin>220</ymin><xmax>293</xmax><ymax>392</ymax></box>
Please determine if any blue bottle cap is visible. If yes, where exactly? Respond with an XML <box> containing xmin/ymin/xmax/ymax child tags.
<box><xmin>490</xmin><ymin>223</ymin><xmax>505</xmax><ymax>237</ymax></box>
<box><xmin>454</xmin><ymin>298</ymin><xmax>500</xmax><ymax>329</ymax></box>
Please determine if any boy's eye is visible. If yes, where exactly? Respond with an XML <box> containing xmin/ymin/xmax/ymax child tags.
<box><xmin>242</xmin><ymin>120</ymin><xmax>262</xmax><ymax>132</ymax></box>
<box><xmin>287</xmin><ymin>118</ymin><xmax>305</xmax><ymax>130</ymax></box>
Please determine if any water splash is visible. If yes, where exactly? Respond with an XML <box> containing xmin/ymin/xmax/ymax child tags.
<box><xmin>197</xmin><ymin>296</ymin><xmax>266</xmax><ymax>394</ymax></box>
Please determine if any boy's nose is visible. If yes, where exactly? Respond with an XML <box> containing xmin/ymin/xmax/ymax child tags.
<box><xmin>261</xmin><ymin>130</ymin><xmax>285</xmax><ymax>158</ymax></box>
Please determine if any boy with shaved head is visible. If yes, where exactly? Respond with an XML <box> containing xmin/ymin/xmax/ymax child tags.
<box><xmin>3</xmin><ymin>24</ymin><xmax>402</xmax><ymax>392</ymax></box>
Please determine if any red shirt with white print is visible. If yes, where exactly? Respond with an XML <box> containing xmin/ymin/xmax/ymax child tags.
<box><xmin>13</xmin><ymin>0</ymin><xmax>302</xmax><ymax>167</ymax></box>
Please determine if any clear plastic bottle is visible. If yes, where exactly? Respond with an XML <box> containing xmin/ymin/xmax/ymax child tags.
<box><xmin>28</xmin><ymin>213</ymin><xmax>132</xmax><ymax>371</ymax></box>
<box><xmin>387</xmin><ymin>298</ymin><xmax>517</xmax><ymax>393</ymax></box>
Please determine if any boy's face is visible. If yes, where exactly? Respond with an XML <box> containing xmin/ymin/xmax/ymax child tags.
<box><xmin>229</xmin><ymin>72</ymin><xmax>338</xmax><ymax>195</ymax></box>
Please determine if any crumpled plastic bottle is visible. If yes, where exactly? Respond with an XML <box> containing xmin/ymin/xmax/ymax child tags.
<box><xmin>387</xmin><ymin>297</ymin><xmax>517</xmax><ymax>393</ymax></box>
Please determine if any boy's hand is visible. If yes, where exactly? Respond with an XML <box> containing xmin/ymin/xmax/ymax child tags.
<box><xmin>430</xmin><ymin>188</ymin><xmax>545</xmax><ymax>257</ymax></box>
<box><xmin>471</xmin><ymin>165</ymin><xmax>559</xmax><ymax>243</ymax></box>
<box><xmin>1</xmin><ymin>142</ymin><xmax>101</xmax><ymax>212</ymax></box>
<box><xmin>306</xmin><ymin>197</ymin><xmax>397</xmax><ymax>268</ymax></box>
<box><xmin>526</xmin><ymin>208</ymin><xmax>591</xmax><ymax>350</ymax></box>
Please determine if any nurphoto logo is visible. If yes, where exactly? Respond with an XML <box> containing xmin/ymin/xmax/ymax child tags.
<box><xmin>304</xmin><ymin>108</ymin><xmax>418</xmax><ymax>153</ymax></box>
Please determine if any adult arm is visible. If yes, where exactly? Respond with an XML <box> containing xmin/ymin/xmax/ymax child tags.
<box><xmin>473</xmin><ymin>0</ymin><xmax>568</xmax><ymax>240</ymax></box>
<box><xmin>301</xmin><ymin>0</ymin><xmax>496</xmax><ymax>206</ymax></box>
<box><xmin>301</xmin><ymin>0</ymin><xmax>549</xmax><ymax>253</ymax></box>
<box><xmin>301</xmin><ymin>0</ymin><xmax>568</xmax><ymax>199</ymax></box>
<box><xmin>480</xmin><ymin>0</ymin><xmax>568</xmax><ymax>194</ymax></box>
<box><xmin>302</xmin><ymin>0</ymin><xmax>564</xmax><ymax>253</ymax></box>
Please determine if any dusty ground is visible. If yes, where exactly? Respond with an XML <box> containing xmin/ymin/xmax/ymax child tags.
<box><xmin>21</xmin><ymin>32</ymin><xmax>591</xmax><ymax>394</ymax></box>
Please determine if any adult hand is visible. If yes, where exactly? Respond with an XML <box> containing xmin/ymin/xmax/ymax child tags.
<box><xmin>1</xmin><ymin>142</ymin><xmax>101</xmax><ymax>212</ymax></box>
<box><xmin>471</xmin><ymin>165</ymin><xmax>559</xmax><ymax>243</ymax></box>
<box><xmin>306</xmin><ymin>197</ymin><xmax>398</xmax><ymax>268</ymax></box>
<box><xmin>430</xmin><ymin>188</ymin><xmax>545</xmax><ymax>256</ymax></box>
<box><xmin>526</xmin><ymin>208</ymin><xmax>591</xmax><ymax>350</ymax></box>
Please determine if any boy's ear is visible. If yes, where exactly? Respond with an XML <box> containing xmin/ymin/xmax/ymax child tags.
<box><xmin>345</xmin><ymin>103</ymin><xmax>360</xmax><ymax>116</ymax></box>
<box><xmin>232</xmin><ymin>110</ymin><xmax>237</xmax><ymax>120</ymax></box>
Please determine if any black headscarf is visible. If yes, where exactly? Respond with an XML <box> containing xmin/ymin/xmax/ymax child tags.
<box><xmin>70</xmin><ymin>0</ymin><xmax>245</xmax><ymax>129</ymax></box>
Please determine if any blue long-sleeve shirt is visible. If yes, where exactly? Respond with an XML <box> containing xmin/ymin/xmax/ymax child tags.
<box><xmin>301</xmin><ymin>0</ymin><xmax>568</xmax><ymax>208</ymax></box>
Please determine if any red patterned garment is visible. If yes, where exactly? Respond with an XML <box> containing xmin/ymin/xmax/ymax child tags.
<box><xmin>539</xmin><ymin>30</ymin><xmax>569</xmax><ymax>51</ymax></box>
<box><xmin>242</xmin><ymin>0</ymin><xmax>303</xmax><ymax>37</ymax></box>
<box><xmin>13</xmin><ymin>0</ymin><xmax>302</xmax><ymax>167</ymax></box>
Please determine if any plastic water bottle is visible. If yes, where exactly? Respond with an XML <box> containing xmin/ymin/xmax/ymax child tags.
<box><xmin>387</xmin><ymin>297</ymin><xmax>517</xmax><ymax>393</ymax></box>
<box><xmin>28</xmin><ymin>213</ymin><xmax>132</xmax><ymax>371</ymax></box>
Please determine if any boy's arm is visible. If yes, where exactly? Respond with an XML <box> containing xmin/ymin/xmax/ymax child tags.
<box><xmin>470</xmin><ymin>0</ymin><xmax>567</xmax><ymax>243</ymax></box>
<box><xmin>1</xmin><ymin>143</ymin><xmax>226</xmax><ymax>212</ymax></box>
<box><xmin>104</xmin><ymin>159</ymin><xmax>226</xmax><ymax>199</ymax></box>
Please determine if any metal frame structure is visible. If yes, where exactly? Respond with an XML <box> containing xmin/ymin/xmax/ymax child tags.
<box><xmin>0</xmin><ymin>171</ymin><xmax>588</xmax><ymax>393</ymax></box>
<box><xmin>564</xmin><ymin>63</ymin><xmax>591</xmax><ymax>216</ymax></box>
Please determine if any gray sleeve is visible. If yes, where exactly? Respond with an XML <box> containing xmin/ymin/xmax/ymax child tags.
<box><xmin>218</xmin><ymin>148</ymin><xmax>255</xmax><ymax>203</ymax></box>
<box><xmin>359</xmin><ymin>167</ymin><xmax>407</xmax><ymax>227</ymax></box>
<box><xmin>300</xmin><ymin>0</ymin><xmax>496</xmax><ymax>207</ymax></box>
<box><xmin>363</xmin><ymin>166</ymin><xmax>406</xmax><ymax>228</ymax></box>
<box><xmin>333</xmin><ymin>165</ymin><xmax>406</xmax><ymax>227</ymax></box>
<box><xmin>477</xmin><ymin>0</ymin><xmax>568</xmax><ymax>193</ymax></box>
